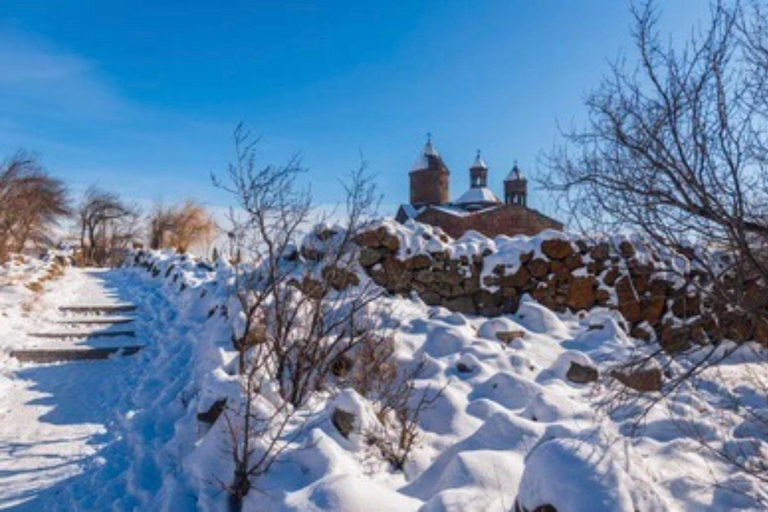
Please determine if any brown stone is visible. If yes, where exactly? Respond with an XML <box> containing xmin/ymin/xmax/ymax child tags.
<box><xmin>421</xmin><ymin>290</ymin><xmax>442</xmax><ymax>306</ymax></box>
<box><xmin>595</xmin><ymin>289</ymin><xmax>611</xmax><ymax>306</ymax></box>
<box><xmin>671</xmin><ymin>294</ymin><xmax>701</xmax><ymax>319</ymax></box>
<box><xmin>754</xmin><ymin>319</ymin><xmax>768</xmax><ymax>347</ymax></box>
<box><xmin>564</xmin><ymin>253</ymin><xmax>584</xmax><ymax>272</ymax></box>
<box><xmin>641</xmin><ymin>295</ymin><xmax>666</xmax><ymax>326</ymax></box>
<box><xmin>615</xmin><ymin>276</ymin><xmax>642</xmax><ymax>324</ymax></box>
<box><xmin>611</xmin><ymin>367</ymin><xmax>662</xmax><ymax>392</ymax></box>
<box><xmin>541</xmin><ymin>238</ymin><xmax>574</xmax><ymax>260</ymax></box>
<box><xmin>619</xmin><ymin>241</ymin><xmax>636</xmax><ymax>259</ymax></box>
<box><xmin>299</xmin><ymin>277</ymin><xmax>325</xmax><ymax>299</ymax></box>
<box><xmin>519</xmin><ymin>251</ymin><xmax>534</xmax><ymax>264</ymax></box>
<box><xmin>442</xmin><ymin>268</ymin><xmax>463</xmax><ymax>286</ymax></box>
<box><xmin>566</xmin><ymin>361</ymin><xmax>599</xmax><ymax>383</ymax></box>
<box><xmin>566</xmin><ymin>276</ymin><xmax>596</xmax><ymax>311</ymax></box>
<box><xmin>443</xmin><ymin>296</ymin><xmax>477</xmax><ymax>315</ymax></box>
<box><xmin>602</xmin><ymin>266</ymin><xmax>621</xmax><ymax>286</ymax></box>
<box><xmin>648</xmin><ymin>278</ymin><xmax>672</xmax><ymax>298</ymax></box>
<box><xmin>590</xmin><ymin>243</ymin><xmax>610</xmax><ymax>262</ymax></box>
<box><xmin>497</xmin><ymin>330</ymin><xmax>526</xmax><ymax>343</ymax></box>
<box><xmin>586</xmin><ymin>261</ymin><xmax>604</xmax><ymax>275</ymax></box>
<box><xmin>464</xmin><ymin>272</ymin><xmax>481</xmax><ymax>295</ymax></box>
<box><xmin>322</xmin><ymin>265</ymin><xmax>360</xmax><ymax>291</ymax></box>
<box><xmin>551</xmin><ymin>261</ymin><xmax>572</xmax><ymax>283</ymax></box>
<box><xmin>531</xmin><ymin>286</ymin><xmax>549</xmax><ymax>304</ymax></box>
<box><xmin>631</xmin><ymin>324</ymin><xmax>654</xmax><ymax>341</ymax></box>
<box><xmin>743</xmin><ymin>283</ymin><xmax>768</xmax><ymax>311</ymax></box>
<box><xmin>359</xmin><ymin>247</ymin><xmax>382</xmax><ymax>267</ymax></box>
<box><xmin>381</xmin><ymin>257</ymin><xmax>410</xmax><ymax>292</ymax></box>
<box><xmin>501</xmin><ymin>266</ymin><xmax>532</xmax><ymax>289</ymax></box>
<box><xmin>474</xmin><ymin>290</ymin><xmax>502</xmax><ymax>315</ymax></box>
<box><xmin>631</xmin><ymin>273</ymin><xmax>649</xmax><ymax>295</ymax></box>
<box><xmin>406</xmin><ymin>253</ymin><xmax>432</xmax><ymax>270</ymax></box>
<box><xmin>354</xmin><ymin>229</ymin><xmax>381</xmax><ymax>248</ymax></box>
<box><xmin>502</xmin><ymin>285</ymin><xmax>519</xmax><ymax>299</ymax></box>
<box><xmin>377</xmin><ymin>226</ymin><xmax>400</xmax><ymax>252</ymax></box>
<box><xmin>659</xmin><ymin>324</ymin><xmax>691</xmax><ymax>353</ymax></box>
<box><xmin>527</xmin><ymin>259</ymin><xmax>550</xmax><ymax>279</ymax></box>
<box><xmin>414</xmin><ymin>270</ymin><xmax>436</xmax><ymax>287</ymax></box>
<box><xmin>720</xmin><ymin>312</ymin><xmax>754</xmax><ymax>343</ymax></box>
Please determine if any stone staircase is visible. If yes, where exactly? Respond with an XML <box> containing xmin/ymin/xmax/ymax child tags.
<box><xmin>11</xmin><ymin>304</ymin><xmax>145</xmax><ymax>363</ymax></box>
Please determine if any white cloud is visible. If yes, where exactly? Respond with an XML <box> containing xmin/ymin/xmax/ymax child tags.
<box><xmin>0</xmin><ymin>29</ymin><xmax>133</xmax><ymax>120</ymax></box>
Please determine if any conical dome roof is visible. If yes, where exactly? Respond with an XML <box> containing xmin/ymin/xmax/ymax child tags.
<box><xmin>505</xmin><ymin>162</ymin><xmax>526</xmax><ymax>181</ymax></box>
<box><xmin>410</xmin><ymin>136</ymin><xmax>448</xmax><ymax>173</ymax></box>
<box><xmin>471</xmin><ymin>150</ymin><xmax>487</xmax><ymax>170</ymax></box>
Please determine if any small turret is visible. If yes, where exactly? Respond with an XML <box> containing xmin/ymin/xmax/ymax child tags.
<box><xmin>469</xmin><ymin>150</ymin><xmax>488</xmax><ymax>188</ymax></box>
<box><xmin>504</xmin><ymin>161</ymin><xmax>527</xmax><ymax>206</ymax></box>
<box><xmin>455</xmin><ymin>149</ymin><xmax>501</xmax><ymax>210</ymax></box>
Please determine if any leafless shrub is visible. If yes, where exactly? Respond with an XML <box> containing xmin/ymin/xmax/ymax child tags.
<box><xmin>365</xmin><ymin>358</ymin><xmax>446</xmax><ymax>470</ymax></box>
<box><xmin>212</xmin><ymin>124</ymin><xmax>384</xmax><ymax>509</ymax></box>
<box><xmin>0</xmin><ymin>151</ymin><xmax>70</xmax><ymax>262</ymax></box>
<box><xmin>219</xmin><ymin>346</ymin><xmax>301</xmax><ymax>512</ymax></box>
<box><xmin>148</xmin><ymin>199</ymin><xmax>217</xmax><ymax>253</ymax></box>
<box><xmin>78</xmin><ymin>185</ymin><xmax>140</xmax><ymax>266</ymax></box>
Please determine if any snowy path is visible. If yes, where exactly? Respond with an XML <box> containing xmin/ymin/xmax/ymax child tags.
<box><xmin>0</xmin><ymin>268</ymin><xmax>168</xmax><ymax>510</ymax></box>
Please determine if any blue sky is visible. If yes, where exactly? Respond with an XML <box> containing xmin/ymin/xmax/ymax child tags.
<box><xmin>0</xmin><ymin>1</ymin><xmax>710</xmax><ymax>217</ymax></box>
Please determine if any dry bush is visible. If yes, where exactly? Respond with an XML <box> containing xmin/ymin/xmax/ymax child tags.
<box><xmin>148</xmin><ymin>199</ymin><xmax>216</xmax><ymax>253</ymax></box>
<box><xmin>349</xmin><ymin>338</ymin><xmax>446</xmax><ymax>470</ymax></box>
<box><xmin>0</xmin><ymin>151</ymin><xmax>70</xmax><ymax>263</ymax></box>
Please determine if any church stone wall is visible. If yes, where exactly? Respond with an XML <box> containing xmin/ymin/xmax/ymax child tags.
<box><xmin>415</xmin><ymin>205</ymin><xmax>563</xmax><ymax>239</ymax></box>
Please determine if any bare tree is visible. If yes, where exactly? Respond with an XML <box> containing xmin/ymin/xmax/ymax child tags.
<box><xmin>0</xmin><ymin>151</ymin><xmax>69</xmax><ymax>262</ymax></box>
<box><xmin>78</xmin><ymin>186</ymin><xmax>139</xmax><ymax>266</ymax></box>
<box><xmin>148</xmin><ymin>199</ymin><xmax>217</xmax><ymax>253</ymax></box>
<box><xmin>543</xmin><ymin>0</ymin><xmax>768</xmax><ymax>500</ymax></box>
<box><xmin>544</xmin><ymin>0</ymin><xmax>768</xmax><ymax>346</ymax></box>
<box><xmin>212</xmin><ymin>124</ymin><xmax>386</xmax><ymax>509</ymax></box>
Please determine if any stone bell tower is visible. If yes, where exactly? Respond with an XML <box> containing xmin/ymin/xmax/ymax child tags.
<box><xmin>504</xmin><ymin>161</ymin><xmax>527</xmax><ymax>206</ymax></box>
<box><xmin>409</xmin><ymin>135</ymin><xmax>450</xmax><ymax>206</ymax></box>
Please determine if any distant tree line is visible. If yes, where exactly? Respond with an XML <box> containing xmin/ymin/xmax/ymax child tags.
<box><xmin>0</xmin><ymin>152</ymin><xmax>217</xmax><ymax>266</ymax></box>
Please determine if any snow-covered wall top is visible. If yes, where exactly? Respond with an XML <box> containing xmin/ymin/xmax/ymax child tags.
<box><xmin>351</xmin><ymin>220</ymin><xmax>767</xmax><ymax>350</ymax></box>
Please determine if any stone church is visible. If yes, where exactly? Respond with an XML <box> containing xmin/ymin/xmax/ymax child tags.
<box><xmin>396</xmin><ymin>138</ymin><xmax>563</xmax><ymax>238</ymax></box>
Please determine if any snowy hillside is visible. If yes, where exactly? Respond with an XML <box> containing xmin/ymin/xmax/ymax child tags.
<box><xmin>119</xmin><ymin>242</ymin><xmax>765</xmax><ymax>510</ymax></box>
<box><xmin>1</xmin><ymin>236</ymin><xmax>766</xmax><ymax>511</ymax></box>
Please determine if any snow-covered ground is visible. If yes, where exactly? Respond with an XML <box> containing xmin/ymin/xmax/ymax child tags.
<box><xmin>0</xmin><ymin>253</ymin><xmax>766</xmax><ymax>511</ymax></box>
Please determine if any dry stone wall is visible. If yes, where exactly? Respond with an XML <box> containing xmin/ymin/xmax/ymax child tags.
<box><xmin>354</xmin><ymin>222</ymin><xmax>768</xmax><ymax>352</ymax></box>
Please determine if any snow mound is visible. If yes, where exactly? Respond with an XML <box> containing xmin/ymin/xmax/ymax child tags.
<box><xmin>517</xmin><ymin>437</ymin><xmax>670</xmax><ymax>512</ymax></box>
